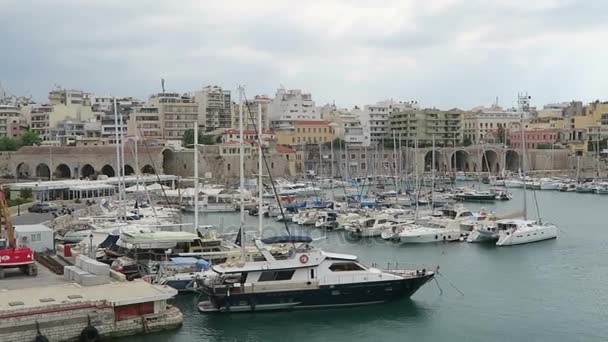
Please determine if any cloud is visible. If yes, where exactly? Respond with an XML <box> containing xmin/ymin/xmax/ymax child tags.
<box><xmin>1</xmin><ymin>0</ymin><xmax>607</xmax><ymax>109</ymax></box>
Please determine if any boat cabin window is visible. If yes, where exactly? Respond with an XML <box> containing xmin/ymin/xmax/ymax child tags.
<box><xmin>460</xmin><ymin>212</ymin><xmax>473</xmax><ymax>217</ymax></box>
<box><xmin>258</xmin><ymin>270</ymin><xmax>296</xmax><ymax>282</ymax></box>
<box><xmin>377</xmin><ymin>219</ymin><xmax>387</xmax><ymax>224</ymax></box>
<box><xmin>329</xmin><ymin>262</ymin><xmax>365</xmax><ymax>272</ymax></box>
<box><xmin>365</xmin><ymin>220</ymin><xmax>375</xmax><ymax>227</ymax></box>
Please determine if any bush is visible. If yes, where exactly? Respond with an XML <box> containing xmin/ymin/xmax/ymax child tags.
<box><xmin>20</xmin><ymin>188</ymin><xmax>33</xmax><ymax>200</ymax></box>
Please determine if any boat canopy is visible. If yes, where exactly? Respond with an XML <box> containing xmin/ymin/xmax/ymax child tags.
<box><xmin>261</xmin><ymin>235</ymin><xmax>313</xmax><ymax>244</ymax></box>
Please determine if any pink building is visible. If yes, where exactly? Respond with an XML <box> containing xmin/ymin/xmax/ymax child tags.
<box><xmin>509</xmin><ymin>129</ymin><xmax>559</xmax><ymax>149</ymax></box>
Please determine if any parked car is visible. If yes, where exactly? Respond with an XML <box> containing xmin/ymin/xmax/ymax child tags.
<box><xmin>28</xmin><ymin>203</ymin><xmax>59</xmax><ymax>213</ymax></box>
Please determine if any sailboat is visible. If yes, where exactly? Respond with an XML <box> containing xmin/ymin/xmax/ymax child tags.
<box><xmin>495</xmin><ymin>114</ymin><xmax>558</xmax><ymax>246</ymax></box>
<box><xmin>196</xmin><ymin>89</ymin><xmax>435</xmax><ymax>313</ymax></box>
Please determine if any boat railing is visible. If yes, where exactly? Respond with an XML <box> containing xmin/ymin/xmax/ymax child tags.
<box><xmin>371</xmin><ymin>262</ymin><xmax>437</xmax><ymax>275</ymax></box>
<box><xmin>206</xmin><ymin>280</ymin><xmax>319</xmax><ymax>295</ymax></box>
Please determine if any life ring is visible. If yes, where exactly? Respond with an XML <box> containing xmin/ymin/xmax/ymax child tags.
<box><xmin>79</xmin><ymin>325</ymin><xmax>100</xmax><ymax>342</ymax></box>
<box><xmin>299</xmin><ymin>254</ymin><xmax>309</xmax><ymax>264</ymax></box>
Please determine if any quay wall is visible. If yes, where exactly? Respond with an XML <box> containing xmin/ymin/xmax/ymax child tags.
<box><xmin>0</xmin><ymin>300</ymin><xmax>182</xmax><ymax>342</ymax></box>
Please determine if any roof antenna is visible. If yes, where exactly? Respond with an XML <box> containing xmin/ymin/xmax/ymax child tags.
<box><xmin>161</xmin><ymin>78</ymin><xmax>165</xmax><ymax>93</ymax></box>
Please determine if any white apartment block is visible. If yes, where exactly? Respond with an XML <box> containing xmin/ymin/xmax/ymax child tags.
<box><xmin>269</xmin><ymin>88</ymin><xmax>319</xmax><ymax>125</ymax></box>
<box><xmin>127</xmin><ymin>106</ymin><xmax>162</xmax><ymax>140</ymax></box>
<box><xmin>361</xmin><ymin>100</ymin><xmax>415</xmax><ymax>145</ymax></box>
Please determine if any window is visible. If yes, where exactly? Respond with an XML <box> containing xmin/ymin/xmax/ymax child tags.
<box><xmin>258</xmin><ymin>270</ymin><xmax>295</xmax><ymax>281</ymax></box>
<box><xmin>351</xmin><ymin>154</ymin><xmax>356</xmax><ymax>159</ymax></box>
<box><xmin>329</xmin><ymin>262</ymin><xmax>365</xmax><ymax>272</ymax></box>
<box><xmin>227</xmin><ymin>164</ymin><xmax>231</xmax><ymax>171</ymax></box>
<box><xmin>310</xmin><ymin>269</ymin><xmax>315</xmax><ymax>279</ymax></box>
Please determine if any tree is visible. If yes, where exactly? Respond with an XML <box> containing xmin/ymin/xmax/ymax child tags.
<box><xmin>20</xmin><ymin>130</ymin><xmax>42</xmax><ymax>146</ymax></box>
<box><xmin>20</xmin><ymin>188</ymin><xmax>33</xmax><ymax>199</ymax></box>
<box><xmin>323</xmin><ymin>137</ymin><xmax>345</xmax><ymax>147</ymax></box>
<box><xmin>0</xmin><ymin>137</ymin><xmax>18</xmax><ymax>151</ymax></box>
<box><xmin>463</xmin><ymin>136</ymin><xmax>472</xmax><ymax>147</ymax></box>
<box><xmin>182</xmin><ymin>129</ymin><xmax>219</xmax><ymax>146</ymax></box>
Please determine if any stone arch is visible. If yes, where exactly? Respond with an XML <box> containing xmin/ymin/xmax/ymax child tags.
<box><xmin>424</xmin><ymin>149</ymin><xmax>441</xmax><ymax>171</ymax></box>
<box><xmin>54</xmin><ymin>164</ymin><xmax>71</xmax><ymax>179</ymax></box>
<box><xmin>141</xmin><ymin>164</ymin><xmax>155</xmax><ymax>174</ymax></box>
<box><xmin>450</xmin><ymin>150</ymin><xmax>469</xmax><ymax>172</ymax></box>
<box><xmin>35</xmin><ymin>163</ymin><xmax>51</xmax><ymax>180</ymax></box>
<box><xmin>81</xmin><ymin>164</ymin><xmax>95</xmax><ymax>178</ymax></box>
<box><xmin>482</xmin><ymin>150</ymin><xmax>499</xmax><ymax>173</ymax></box>
<box><xmin>124</xmin><ymin>164</ymin><xmax>135</xmax><ymax>176</ymax></box>
<box><xmin>101</xmin><ymin>164</ymin><xmax>115</xmax><ymax>177</ymax></box>
<box><xmin>505</xmin><ymin>150</ymin><xmax>520</xmax><ymax>172</ymax></box>
<box><xmin>16</xmin><ymin>162</ymin><xmax>30</xmax><ymax>178</ymax></box>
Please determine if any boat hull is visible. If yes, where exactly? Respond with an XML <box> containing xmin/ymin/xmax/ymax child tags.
<box><xmin>198</xmin><ymin>275</ymin><xmax>433</xmax><ymax>313</ymax></box>
<box><xmin>496</xmin><ymin>226</ymin><xmax>558</xmax><ymax>246</ymax></box>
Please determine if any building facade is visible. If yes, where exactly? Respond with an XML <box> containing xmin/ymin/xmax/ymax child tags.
<box><xmin>194</xmin><ymin>86</ymin><xmax>232</xmax><ymax>132</ymax></box>
<box><xmin>269</xmin><ymin>88</ymin><xmax>318</xmax><ymax>124</ymax></box>
<box><xmin>463</xmin><ymin>106</ymin><xmax>522</xmax><ymax>144</ymax></box>
<box><xmin>275</xmin><ymin>120</ymin><xmax>335</xmax><ymax>146</ymax></box>
<box><xmin>390</xmin><ymin>107</ymin><xmax>463</xmax><ymax>146</ymax></box>
<box><xmin>510</xmin><ymin>129</ymin><xmax>559</xmax><ymax>149</ymax></box>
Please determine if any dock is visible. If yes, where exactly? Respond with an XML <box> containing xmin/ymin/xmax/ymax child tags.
<box><xmin>0</xmin><ymin>261</ymin><xmax>183</xmax><ymax>341</ymax></box>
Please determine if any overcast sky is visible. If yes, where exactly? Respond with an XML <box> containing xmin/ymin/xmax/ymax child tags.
<box><xmin>1</xmin><ymin>0</ymin><xmax>607</xmax><ymax>110</ymax></box>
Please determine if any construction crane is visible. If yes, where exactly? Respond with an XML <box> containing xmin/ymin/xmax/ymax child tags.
<box><xmin>0</xmin><ymin>190</ymin><xmax>37</xmax><ymax>278</ymax></box>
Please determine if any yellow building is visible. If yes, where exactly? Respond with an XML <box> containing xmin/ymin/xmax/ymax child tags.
<box><xmin>275</xmin><ymin>120</ymin><xmax>336</xmax><ymax>146</ymax></box>
<box><xmin>574</xmin><ymin>101</ymin><xmax>608</xmax><ymax>130</ymax></box>
<box><xmin>527</xmin><ymin>117</ymin><xmax>567</xmax><ymax>130</ymax></box>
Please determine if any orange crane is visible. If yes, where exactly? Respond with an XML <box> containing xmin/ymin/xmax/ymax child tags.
<box><xmin>0</xmin><ymin>190</ymin><xmax>37</xmax><ymax>278</ymax></box>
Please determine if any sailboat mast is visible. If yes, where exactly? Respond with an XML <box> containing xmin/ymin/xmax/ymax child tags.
<box><xmin>258</xmin><ymin>102</ymin><xmax>263</xmax><ymax>237</ymax></box>
<box><xmin>414</xmin><ymin>136</ymin><xmax>419</xmax><ymax>221</ymax></box>
<box><xmin>238</xmin><ymin>86</ymin><xmax>246</xmax><ymax>259</ymax></box>
<box><xmin>521</xmin><ymin>114</ymin><xmax>527</xmax><ymax>220</ymax></box>
<box><xmin>330</xmin><ymin>138</ymin><xmax>334</xmax><ymax>201</ymax></box>
<box><xmin>118</xmin><ymin>108</ymin><xmax>127</xmax><ymax>220</ymax></box>
<box><xmin>431</xmin><ymin>134</ymin><xmax>435</xmax><ymax>209</ymax></box>
<box><xmin>193</xmin><ymin>121</ymin><xmax>199</xmax><ymax>231</ymax></box>
<box><xmin>112</xmin><ymin>97</ymin><xmax>123</xmax><ymax>221</ymax></box>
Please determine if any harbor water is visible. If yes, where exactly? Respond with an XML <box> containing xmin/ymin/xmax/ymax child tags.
<box><xmin>118</xmin><ymin>188</ymin><xmax>608</xmax><ymax>342</ymax></box>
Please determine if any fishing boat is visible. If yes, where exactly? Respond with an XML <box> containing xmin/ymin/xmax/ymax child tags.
<box><xmin>196</xmin><ymin>236</ymin><xmax>434</xmax><ymax>312</ymax></box>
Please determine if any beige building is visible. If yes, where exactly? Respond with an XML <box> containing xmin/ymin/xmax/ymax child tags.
<box><xmin>463</xmin><ymin>107</ymin><xmax>522</xmax><ymax>144</ymax></box>
<box><xmin>149</xmin><ymin>93</ymin><xmax>198</xmax><ymax>141</ymax></box>
<box><xmin>127</xmin><ymin>106</ymin><xmax>163</xmax><ymax>140</ymax></box>
<box><xmin>0</xmin><ymin>105</ymin><xmax>23</xmax><ymax>138</ymax></box>
<box><xmin>231</xmin><ymin>95</ymin><xmax>271</xmax><ymax>131</ymax></box>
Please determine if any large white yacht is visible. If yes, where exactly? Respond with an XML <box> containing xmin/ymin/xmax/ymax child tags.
<box><xmin>196</xmin><ymin>236</ymin><xmax>434</xmax><ymax>312</ymax></box>
<box><xmin>495</xmin><ymin>219</ymin><xmax>558</xmax><ymax>246</ymax></box>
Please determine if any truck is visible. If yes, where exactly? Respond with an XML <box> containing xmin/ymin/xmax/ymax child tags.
<box><xmin>0</xmin><ymin>190</ymin><xmax>37</xmax><ymax>278</ymax></box>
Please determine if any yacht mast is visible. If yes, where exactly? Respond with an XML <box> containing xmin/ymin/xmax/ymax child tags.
<box><xmin>330</xmin><ymin>138</ymin><xmax>334</xmax><ymax>201</ymax></box>
<box><xmin>238</xmin><ymin>86</ymin><xmax>246</xmax><ymax>259</ymax></box>
<box><xmin>194</xmin><ymin>121</ymin><xmax>199</xmax><ymax>232</ymax></box>
<box><xmin>118</xmin><ymin>108</ymin><xmax>127</xmax><ymax>220</ymax></box>
<box><xmin>414</xmin><ymin>136</ymin><xmax>419</xmax><ymax>221</ymax></box>
<box><xmin>521</xmin><ymin>114</ymin><xmax>527</xmax><ymax>220</ymax></box>
<box><xmin>258</xmin><ymin>102</ymin><xmax>263</xmax><ymax>237</ymax></box>
<box><xmin>431</xmin><ymin>134</ymin><xmax>435</xmax><ymax>209</ymax></box>
<box><xmin>112</xmin><ymin>97</ymin><xmax>123</xmax><ymax>221</ymax></box>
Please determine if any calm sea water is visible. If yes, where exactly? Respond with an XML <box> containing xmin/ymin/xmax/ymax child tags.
<box><xmin>116</xmin><ymin>188</ymin><xmax>608</xmax><ymax>342</ymax></box>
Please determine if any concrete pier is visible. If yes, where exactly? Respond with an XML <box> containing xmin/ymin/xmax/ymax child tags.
<box><xmin>0</xmin><ymin>280</ymin><xmax>182</xmax><ymax>341</ymax></box>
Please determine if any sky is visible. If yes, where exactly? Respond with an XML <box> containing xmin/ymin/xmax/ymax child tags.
<box><xmin>1</xmin><ymin>0</ymin><xmax>607</xmax><ymax>110</ymax></box>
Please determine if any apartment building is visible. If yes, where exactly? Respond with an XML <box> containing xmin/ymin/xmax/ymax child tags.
<box><xmin>390</xmin><ymin>107</ymin><xmax>463</xmax><ymax>146</ymax></box>
<box><xmin>269</xmin><ymin>88</ymin><xmax>319</xmax><ymax>125</ymax></box>
<box><xmin>194</xmin><ymin>86</ymin><xmax>232</xmax><ymax>132</ymax></box>
<box><xmin>231</xmin><ymin>95</ymin><xmax>271</xmax><ymax>131</ymax></box>
<box><xmin>127</xmin><ymin>106</ymin><xmax>162</xmax><ymax>140</ymax></box>
<box><xmin>148</xmin><ymin>92</ymin><xmax>198</xmax><ymax>141</ymax></box>
<box><xmin>0</xmin><ymin>104</ymin><xmax>22</xmax><ymax>138</ymax></box>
